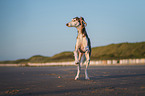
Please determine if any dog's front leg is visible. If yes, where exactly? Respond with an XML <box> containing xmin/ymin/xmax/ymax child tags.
<box><xmin>74</xmin><ymin>39</ymin><xmax>80</xmax><ymax>64</ymax></box>
<box><xmin>74</xmin><ymin>50</ymin><xmax>79</xmax><ymax>64</ymax></box>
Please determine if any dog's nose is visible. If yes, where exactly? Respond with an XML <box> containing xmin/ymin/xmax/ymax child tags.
<box><xmin>66</xmin><ymin>23</ymin><xmax>69</xmax><ymax>26</ymax></box>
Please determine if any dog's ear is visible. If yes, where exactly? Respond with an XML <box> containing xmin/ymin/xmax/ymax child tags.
<box><xmin>80</xmin><ymin>17</ymin><xmax>84</xmax><ymax>21</ymax></box>
<box><xmin>80</xmin><ymin>17</ymin><xmax>87</xmax><ymax>26</ymax></box>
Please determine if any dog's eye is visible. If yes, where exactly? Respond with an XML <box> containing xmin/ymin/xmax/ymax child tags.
<box><xmin>72</xmin><ymin>19</ymin><xmax>76</xmax><ymax>22</ymax></box>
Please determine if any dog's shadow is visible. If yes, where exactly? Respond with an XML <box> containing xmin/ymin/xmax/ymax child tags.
<box><xmin>90</xmin><ymin>73</ymin><xmax>145</xmax><ymax>80</ymax></box>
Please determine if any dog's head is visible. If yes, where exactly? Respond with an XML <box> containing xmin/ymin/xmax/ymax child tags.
<box><xmin>66</xmin><ymin>17</ymin><xmax>87</xmax><ymax>28</ymax></box>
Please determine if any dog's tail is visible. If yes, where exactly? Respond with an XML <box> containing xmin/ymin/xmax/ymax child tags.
<box><xmin>80</xmin><ymin>54</ymin><xmax>86</xmax><ymax>66</ymax></box>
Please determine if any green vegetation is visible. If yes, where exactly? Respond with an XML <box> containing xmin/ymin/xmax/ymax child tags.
<box><xmin>0</xmin><ymin>42</ymin><xmax>145</xmax><ymax>64</ymax></box>
<box><xmin>27</xmin><ymin>52</ymin><xmax>74</xmax><ymax>63</ymax></box>
<box><xmin>91</xmin><ymin>42</ymin><xmax>145</xmax><ymax>60</ymax></box>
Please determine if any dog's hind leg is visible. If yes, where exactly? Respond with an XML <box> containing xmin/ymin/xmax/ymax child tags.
<box><xmin>75</xmin><ymin>64</ymin><xmax>81</xmax><ymax>80</ymax></box>
<box><xmin>85</xmin><ymin>51</ymin><xmax>90</xmax><ymax>80</ymax></box>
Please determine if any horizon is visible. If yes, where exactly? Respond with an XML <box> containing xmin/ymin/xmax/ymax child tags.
<box><xmin>0</xmin><ymin>41</ymin><xmax>144</xmax><ymax>61</ymax></box>
<box><xmin>0</xmin><ymin>0</ymin><xmax>145</xmax><ymax>60</ymax></box>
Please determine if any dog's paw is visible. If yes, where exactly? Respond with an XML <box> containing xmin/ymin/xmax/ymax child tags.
<box><xmin>75</xmin><ymin>60</ymin><xmax>80</xmax><ymax>64</ymax></box>
<box><xmin>85</xmin><ymin>77</ymin><xmax>90</xmax><ymax>80</ymax></box>
<box><xmin>75</xmin><ymin>76</ymin><xmax>79</xmax><ymax>80</ymax></box>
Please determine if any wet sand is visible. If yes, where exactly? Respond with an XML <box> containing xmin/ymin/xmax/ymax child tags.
<box><xmin>0</xmin><ymin>65</ymin><xmax>145</xmax><ymax>96</ymax></box>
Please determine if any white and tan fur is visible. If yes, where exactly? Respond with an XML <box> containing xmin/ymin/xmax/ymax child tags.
<box><xmin>66</xmin><ymin>17</ymin><xmax>91</xmax><ymax>80</ymax></box>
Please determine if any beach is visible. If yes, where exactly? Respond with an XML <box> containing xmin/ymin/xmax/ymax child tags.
<box><xmin>0</xmin><ymin>65</ymin><xmax>145</xmax><ymax>96</ymax></box>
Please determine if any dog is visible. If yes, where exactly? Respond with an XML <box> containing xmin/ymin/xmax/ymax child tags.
<box><xmin>66</xmin><ymin>17</ymin><xmax>91</xmax><ymax>80</ymax></box>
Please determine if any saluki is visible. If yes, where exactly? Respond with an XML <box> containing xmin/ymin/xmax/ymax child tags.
<box><xmin>66</xmin><ymin>17</ymin><xmax>91</xmax><ymax>80</ymax></box>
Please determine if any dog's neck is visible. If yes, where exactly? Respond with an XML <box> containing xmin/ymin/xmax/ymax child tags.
<box><xmin>76</xmin><ymin>25</ymin><xmax>88</xmax><ymax>39</ymax></box>
<box><xmin>77</xmin><ymin>25</ymin><xmax>83</xmax><ymax>33</ymax></box>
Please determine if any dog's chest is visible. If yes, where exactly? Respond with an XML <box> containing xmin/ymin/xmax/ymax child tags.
<box><xmin>77</xmin><ymin>33</ymin><xmax>84</xmax><ymax>40</ymax></box>
<box><xmin>77</xmin><ymin>34</ymin><xmax>88</xmax><ymax>47</ymax></box>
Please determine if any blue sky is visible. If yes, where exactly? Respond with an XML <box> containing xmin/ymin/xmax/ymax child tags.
<box><xmin>0</xmin><ymin>0</ymin><xmax>145</xmax><ymax>60</ymax></box>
